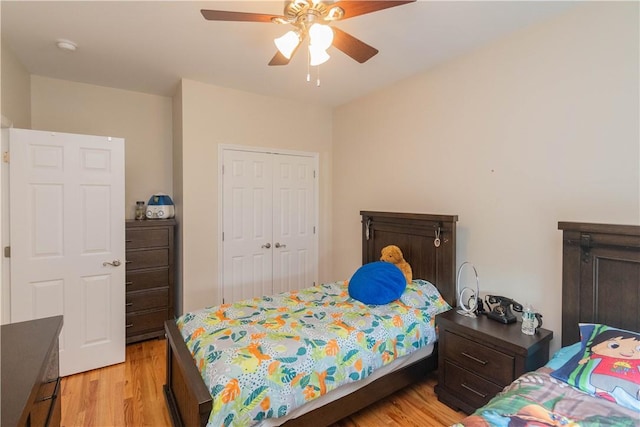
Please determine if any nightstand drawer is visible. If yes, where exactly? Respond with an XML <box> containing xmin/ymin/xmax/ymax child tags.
<box><xmin>443</xmin><ymin>330</ymin><xmax>514</xmax><ymax>385</ymax></box>
<box><xmin>126</xmin><ymin>288</ymin><xmax>168</xmax><ymax>313</ymax></box>
<box><xmin>126</xmin><ymin>228</ymin><xmax>170</xmax><ymax>249</ymax></box>
<box><xmin>126</xmin><ymin>248</ymin><xmax>169</xmax><ymax>270</ymax></box>
<box><xmin>126</xmin><ymin>269</ymin><xmax>169</xmax><ymax>292</ymax></box>
<box><xmin>443</xmin><ymin>361</ymin><xmax>503</xmax><ymax>409</ymax></box>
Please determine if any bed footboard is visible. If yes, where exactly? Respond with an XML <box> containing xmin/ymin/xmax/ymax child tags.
<box><xmin>164</xmin><ymin>320</ymin><xmax>212</xmax><ymax>427</ymax></box>
<box><xmin>281</xmin><ymin>350</ymin><xmax>437</xmax><ymax>427</ymax></box>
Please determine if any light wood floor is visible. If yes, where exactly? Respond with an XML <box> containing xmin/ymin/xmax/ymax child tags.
<box><xmin>61</xmin><ymin>339</ymin><xmax>466</xmax><ymax>427</ymax></box>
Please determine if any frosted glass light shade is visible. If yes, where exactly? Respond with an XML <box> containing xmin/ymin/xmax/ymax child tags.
<box><xmin>309</xmin><ymin>45</ymin><xmax>330</xmax><ymax>66</ymax></box>
<box><xmin>274</xmin><ymin>31</ymin><xmax>301</xmax><ymax>59</ymax></box>
<box><xmin>308</xmin><ymin>23</ymin><xmax>333</xmax><ymax>50</ymax></box>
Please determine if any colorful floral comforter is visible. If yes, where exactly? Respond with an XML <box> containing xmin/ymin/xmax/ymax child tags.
<box><xmin>176</xmin><ymin>279</ymin><xmax>450</xmax><ymax>427</ymax></box>
<box><xmin>454</xmin><ymin>367</ymin><xmax>640</xmax><ymax>427</ymax></box>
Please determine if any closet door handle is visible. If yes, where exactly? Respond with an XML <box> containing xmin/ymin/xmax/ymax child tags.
<box><xmin>262</xmin><ymin>243</ymin><xmax>271</xmax><ymax>249</ymax></box>
<box><xmin>275</xmin><ymin>243</ymin><xmax>286</xmax><ymax>248</ymax></box>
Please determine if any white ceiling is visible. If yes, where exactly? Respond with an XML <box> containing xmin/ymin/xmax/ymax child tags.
<box><xmin>1</xmin><ymin>1</ymin><xmax>576</xmax><ymax>107</ymax></box>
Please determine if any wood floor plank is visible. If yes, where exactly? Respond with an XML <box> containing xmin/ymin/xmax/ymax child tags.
<box><xmin>61</xmin><ymin>339</ymin><xmax>466</xmax><ymax>426</ymax></box>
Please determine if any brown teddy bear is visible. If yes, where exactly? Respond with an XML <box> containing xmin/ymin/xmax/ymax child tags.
<box><xmin>380</xmin><ymin>245</ymin><xmax>412</xmax><ymax>284</ymax></box>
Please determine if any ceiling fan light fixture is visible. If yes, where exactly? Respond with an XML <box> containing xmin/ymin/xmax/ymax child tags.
<box><xmin>308</xmin><ymin>23</ymin><xmax>333</xmax><ymax>50</ymax></box>
<box><xmin>325</xmin><ymin>6</ymin><xmax>344</xmax><ymax>21</ymax></box>
<box><xmin>309</xmin><ymin>45</ymin><xmax>330</xmax><ymax>66</ymax></box>
<box><xmin>274</xmin><ymin>30</ymin><xmax>301</xmax><ymax>59</ymax></box>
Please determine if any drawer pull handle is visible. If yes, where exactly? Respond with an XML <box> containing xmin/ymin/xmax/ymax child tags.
<box><xmin>126</xmin><ymin>302</ymin><xmax>133</xmax><ymax>307</ymax></box>
<box><xmin>125</xmin><ymin>240</ymin><xmax>133</xmax><ymax>243</ymax></box>
<box><xmin>461</xmin><ymin>352</ymin><xmax>488</xmax><ymax>366</ymax></box>
<box><xmin>126</xmin><ymin>323</ymin><xmax>134</xmax><ymax>328</ymax></box>
<box><xmin>125</xmin><ymin>260</ymin><xmax>132</xmax><ymax>264</ymax></box>
<box><xmin>461</xmin><ymin>382</ymin><xmax>487</xmax><ymax>398</ymax></box>
<box><xmin>126</xmin><ymin>281</ymin><xmax>134</xmax><ymax>286</ymax></box>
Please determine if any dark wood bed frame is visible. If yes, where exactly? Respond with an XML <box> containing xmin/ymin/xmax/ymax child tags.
<box><xmin>558</xmin><ymin>221</ymin><xmax>640</xmax><ymax>346</ymax></box>
<box><xmin>163</xmin><ymin>211</ymin><xmax>459</xmax><ymax>427</ymax></box>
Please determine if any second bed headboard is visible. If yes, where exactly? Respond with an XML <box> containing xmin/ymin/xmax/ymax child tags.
<box><xmin>360</xmin><ymin>211</ymin><xmax>458</xmax><ymax>307</ymax></box>
<box><xmin>559</xmin><ymin>221</ymin><xmax>640</xmax><ymax>346</ymax></box>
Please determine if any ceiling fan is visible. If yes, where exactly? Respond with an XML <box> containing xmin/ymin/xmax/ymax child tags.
<box><xmin>201</xmin><ymin>0</ymin><xmax>416</xmax><ymax>68</ymax></box>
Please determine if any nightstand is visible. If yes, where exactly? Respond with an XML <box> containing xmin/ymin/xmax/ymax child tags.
<box><xmin>435</xmin><ymin>309</ymin><xmax>553</xmax><ymax>413</ymax></box>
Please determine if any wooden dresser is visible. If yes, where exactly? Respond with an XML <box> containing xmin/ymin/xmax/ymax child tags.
<box><xmin>126</xmin><ymin>219</ymin><xmax>176</xmax><ymax>344</ymax></box>
<box><xmin>1</xmin><ymin>316</ymin><xmax>63</xmax><ymax>427</ymax></box>
<box><xmin>435</xmin><ymin>309</ymin><xmax>553</xmax><ymax>413</ymax></box>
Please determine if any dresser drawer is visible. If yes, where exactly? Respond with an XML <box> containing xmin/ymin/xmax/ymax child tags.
<box><xmin>126</xmin><ymin>248</ymin><xmax>169</xmax><ymax>270</ymax></box>
<box><xmin>126</xmin><ymin>269</ymin><xmax>169</xmax><ymax>292</ymax></box>
<box><xmin>31</xmin><ymin>377</ymin><xmax>60</xmax><ymax>427</ymax></box>
<box><xmin>443</xmin><ymin>330</ymin><xmax>514</xmax><ymax>386</ymax></box>
<box><xmin>126</xmin><ymin>227</ymin><xmax>170</xmax><ymax>249</ymax></box>
<box><xmin>443</xmin><ymin>361</ymin><xmax>503</xmax><ymax>409</ymax></box>
<box><xmin>126</xmin><ymin>310</ymin><xmax>167</xmax><ymax>336</ymax></box>
<box><xmin>126</xmin><ymin>289</ymin><xmax>169</xmax><ymax>313</ymax></box>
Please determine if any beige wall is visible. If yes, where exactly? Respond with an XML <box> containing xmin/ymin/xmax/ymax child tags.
<box><xmin>1</xmin><ymin>39</ymin><xmax>30</xmax><ymax>128</ymax></box>
<box><xmin>30</xmin><ymin>76</ymin><xmax>173</xmax><ymax>219</ymax></box>
<box><xmin>332</xmin><ymin>2</ymin><xmax>639</xmax><ymax>350</ymax></box>
<box><xmin>178</xmin><ymin>78</ymin><xmax>333</xmax><ymax>314</ymax></box>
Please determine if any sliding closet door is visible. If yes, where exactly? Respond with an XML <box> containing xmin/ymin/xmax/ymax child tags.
<box><xmin>222</xmin><ymin>148</ymin><xmax>317</xmax><ymax>303</ymax></box>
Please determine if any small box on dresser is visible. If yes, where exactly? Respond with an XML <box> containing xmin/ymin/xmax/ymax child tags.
<box><xmin>435</xmin><ymin>309</ymin><xmax>553</xmax><ymax>414</ymax></box>
<box><xmin>126</xmin><ymin>219</ymin><xmax>176</xmax><ymax>344</ymax></box>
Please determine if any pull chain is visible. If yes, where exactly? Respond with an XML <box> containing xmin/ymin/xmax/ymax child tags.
<box><xmin>316</xmin><ymin>65</ymin><xmax>320</xmax><ymax>87</ymax></box>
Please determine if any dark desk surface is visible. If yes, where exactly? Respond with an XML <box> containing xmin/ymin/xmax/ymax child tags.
<box><xmin>1</xmin><ymin>316</ymin><xmax>63</xmax><ymax>427</ymax></box>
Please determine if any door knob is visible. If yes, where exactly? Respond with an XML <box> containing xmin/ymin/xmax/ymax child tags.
<box><xmin>275</xmin><ymin>242</ymin><xmax>286</xmax><ymax>248</ymax></box>
<box><xmin>262</xmin><ymin>243</ymin><xmax>271</xmax><ymax>249</ymax></box>
<box><xmin>102</xmin><ymin>260</ymin><xmax>122</xmax><ymax>267</ymax></box>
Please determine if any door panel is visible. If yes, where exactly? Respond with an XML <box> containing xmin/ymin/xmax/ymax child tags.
<box><xmin>272</xmin><ymin>155</ymin><xmax>316</xmax><ymax>294</ymax></box>
<box><xmin>223</xmin><ymin>150</ymin><xmax>273</xmax><ymax>302</ymax></box>
<box><xmin>9</xmin><ymin>128</ymin><xmax>125</xmax><ymax>376</ymax></box>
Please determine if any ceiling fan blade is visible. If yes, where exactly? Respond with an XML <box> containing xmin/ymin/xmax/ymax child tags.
<box><xmin>201</xmin><ymin>9</ymin><xmax>282</xmax><ymax>23</ymax></box>
<box><xmin>336</xmin><ymin>1</ymin><xmax>415</xmax><ymax>20</ymax></box>
<box><xmin>332</xmin><ymin>27</ymin><xmax>379</xmax><ymax>63</ymax></box>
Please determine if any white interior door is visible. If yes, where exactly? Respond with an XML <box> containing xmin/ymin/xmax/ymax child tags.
<box><xmin>222</xmin><ymin>150</ymin><xmax>273</xmax><ymax>302</ymax></box>
<box><xmin>272</xmin><ymin>154</ymin><xmax>317</xmax><ymax>294</ymax></box>
<box><xmin>222</xmin><ymin>148</ymin><xmax>317</xmax><ymax>303</ymax></box>
<box><xmin>9</xmin><ymin>128</ymin><xmax>125</xmax><ymax>376</ymax></box>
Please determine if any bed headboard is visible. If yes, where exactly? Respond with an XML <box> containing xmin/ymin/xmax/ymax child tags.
<box><xmin>361</xmin><ymin>211</ymin><xmax>458</xmax><ymax>307</ymax></box>
<box><xmin>559</xmin><ymin>221</ymin><xmax>640</xmax><ymax>346</ymax></box>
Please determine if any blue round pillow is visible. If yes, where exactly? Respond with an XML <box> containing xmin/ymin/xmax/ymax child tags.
<box><xmin>348</xmin><ymin>261</ymin><xmax>407</xmax><ymax>305</ymax></box>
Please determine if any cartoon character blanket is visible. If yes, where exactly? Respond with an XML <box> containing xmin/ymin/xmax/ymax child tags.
<box><xmin>453</xmin><ymin>367</ymin><xmax>640</xmax><ymax>427</ymax></box>
<box><xmin>177</xmin><ymin>279</ymin><xmax>450</xmax><ymax>427</ymax></box>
